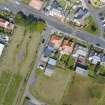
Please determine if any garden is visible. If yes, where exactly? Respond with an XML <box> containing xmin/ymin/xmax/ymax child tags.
<box><xmin>84</xmin><ymin>16</ymin><xmax>99</xmax><ymax>35</ymax></box>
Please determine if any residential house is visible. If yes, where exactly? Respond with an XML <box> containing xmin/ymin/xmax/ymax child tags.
<box><xmin>0</xmin><ymin>18</ymin><xmax>14</xmax><ymax>31</ymax></box>
<box><xmin>89</xmin><ymin>53</ymin><xmax>101</xmax><ymax>65</ymax></box>
<box><xmin>75</xmin><ymin>55</ymin><xmax>88</xmax><ymax>76</ymax></box>
<box><xmin>46</xmin><ymin>0</ymin><xmax>66</xmax><ymax>22</ymax></box>
<box><xmin>50</xmin><ymin>34</ymin><xmax>63</xmax><ymax>49</ymax></box>
<box><xmin>44</xmin><ymin>58</ymin><xmax>57</xmax><ymax>77</ymax></box>
<box><xmin>72</xmin><ymin>44</ymin><xmax>88</xmax><ymax>58</ymax></box>
<box><xmin>44</xmin><ymin>64</ymin><xmax>54</xmax><ymax>77</ymax></box>
<box><xmin>59</xmin><ymin>38</ymin><xmax>74</xmax><ymax>55</ymax></box>
<box><xmin>29</xmin><ymin>0</ymin><xmax>44</xmax><ymax>10</ymax></box>
<box><xmin>43</xmin><ymin>45</ymin><xmax>54</xmax><ymax>57</ymax></box>
<box><xmin>48</xmin><ymin>8</ymin><xmax>65</xmax><ymax>22</ymax></box>
<box><xmin>73</xmin><ymin>7</ymin><xmax>89</xmax><ymax>26</ymax></box>
<box><xmin>88</xmin><ymin>46</ymin><xmax>103</xmax><ymax>65</ymax></box>
<box><xmin>48</xmin><ymin>58</ymin><xmax>57</xmax><ymax>66</ymax></box>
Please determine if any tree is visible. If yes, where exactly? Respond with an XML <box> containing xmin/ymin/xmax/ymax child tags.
<box><xmin>94</xmin><ymin>62</ymin><xmax>100</xmax><ymax>75</ymax></box>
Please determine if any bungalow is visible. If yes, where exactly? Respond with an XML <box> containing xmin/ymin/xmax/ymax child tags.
<box><xmin>89</xmin><ymin>53</ymin><xmax>101</xmax><ymax>65</ymax></box>
<box><xmin>29</xmin><ymin>0</ymin><xmax>44</xmax><ymax>10</ymax></box>
<box><xmin>44</xmin><ymin>58</ymin><xmax>57</xmax><ymax>77</ymax></box>
<box><xmin>72</xmin><ymin>44</ymin><xmax>88</xmax><ymax>58</ymax></box>
<box><xmin>44</xmin><ymin>64</ymin><xmax>54</xmax><ymax>77</ymax></box>
<box><xmin>59</xmin><ymin>38</ymin><xmax>74</xmax><ymax>55</ymax></box>
<box><xmin>43</xmin><ymin>45</ymin><xmax>54</xmax><ymax>57</ymax></box>
<box><xmin>88</xmin><ymin>46</ymin><xmax>103</xmax><ymax>65</ymax></box>
<box><xmin>75</xmin><ymin>55</ymin><xmax>88</xmax><ymax>76</ymax></box>
<box><xmin>0</xmin><ymin>18</ymin><xmax>14</xmax><ymax>31</ymax></box>
<box><xmin>48</xmin><ymin>58</ymin><xmax>57</xmax><ymax>66</ymax></box>
<box><xmin>73</xmin><ymin>7</ymin><xmax>89</xmax><ymax>26</ymax></box>
<box><xmin>74</xmin><ymin>7</ymin><xmax>88</xmax><ymax>19</ymax></box>
<box><xmin>50</xmin><ymin>34</ymin><xmax>63</xmax><ymax>49</ymax></box>
<box><xmin>48</xmin><ymin>8</ymin><xmax>65</xmax><ymax>22</ymax></box>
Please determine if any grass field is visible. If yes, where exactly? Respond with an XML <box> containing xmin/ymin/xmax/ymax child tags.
<box><xmin>84</xmin><ymin>16</ymin><xmax>98</xmax><ymax>35</ymax></box>
<box><xmin>0</xmin><ymin>0</ymin><xmax>9</xmax><ymax>3</ymax></box>
<box><xmin>0</xmin><ymin>72</ymin><xmax>22</xmax><ymax>105</ymax></box>
<box><xmin>30</xmin><ymin>67</ymin><xmax>105</xmax><ymax>105</ymax></box>
<box><xmin>22</xmin><ymin>0</ymin><xmax>31</xmax><ymax>4</ymax></box>
<box><xmin>62</xmin><ymin>74</ymin><xmax>105</xmax><ymax>105</ymax></box>
<box><xmin>0</xmin><ymin>21</ymin><xmax>42</xmax><ymax>104</ymax></box>
<box><xmin>30</xmin><ymin>68</ymin><xmax>74</xmax><ymax>105</ymax></box>
<box><xmin>0</xmin><ymin>24</ymin><xmax>41</xmax><ymax>76</ymax></box>
<box><xmin>90</xmin><ymin>0</ymin><xmax>101</xmax><ymax>8</ymax></box>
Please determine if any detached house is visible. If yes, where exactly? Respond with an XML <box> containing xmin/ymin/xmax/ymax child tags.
<box><xmin>0</xmin><ymin>18</ymin><xmax>14</xmax><ymax>31</ymax></box>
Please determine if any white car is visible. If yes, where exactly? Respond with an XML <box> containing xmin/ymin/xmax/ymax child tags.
<box><xmin>39</xmin><ymin>65</ymin><xmax>44</xmax><ymax>70</ymax></box>
<box><xmin>15</xmin><ymin>1</ymin><xmax>20</xmax><ymax>5</ymax></box>
<box><xmin>4</xmin><ymin>7</ymin><xmax>9</xmax><ymax>11</ymax></box>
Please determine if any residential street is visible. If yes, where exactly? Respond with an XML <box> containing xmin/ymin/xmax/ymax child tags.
<box><xmin>0</xmin><ymin>1</ymin><xmax>105</xmax><ymax>49</ymax></box>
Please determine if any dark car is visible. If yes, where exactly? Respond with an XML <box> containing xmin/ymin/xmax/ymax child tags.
<box><xmin>100</xmin><ymin>17</ymin><xmax>104</xmax><ymax>20</ymax></box>
<box><xmin>42</xmin><ymin>38</ymin><xmax>45</xmax><ymax>43</ymax></box>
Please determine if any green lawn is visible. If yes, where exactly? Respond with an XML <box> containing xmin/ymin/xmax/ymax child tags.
<box><xmin>0</xmin><ymin>72</ymin><xmax>11</xmax><ymax>100</ymax></box>
<box><xmin>30</xmin><ymin>68</ymin><xmax>74</xmax><ymax>105</ymax></box>
<box><xmin>62</xmin><ymin>74</ymin><xmax>105</xmax><ymax>105</ymax></box>
<box><xmin>59</xmin><ymin>54</ymin><xmax>75</xmax><ymax>69</ymax></box>
<box><xmin>0</xmin><ymin>72</ymin><xmax>22</xmax><ymax>105</ymax></box>
<box><xmin>0</xmin><ymin>12</ymin><xmax>46</xmax><ymax>105</ymax></box>
<box><xmin>84</xmin><ymin>16</ymin><xmax>98</xmax><ymax>35</ymax></box>
<box><xmin>0</xmin><ymin>0</ymin><xmax>8</xmax><ymax>3</ymax></box>
<box><xmin>22</xmin><ymin>0</ymin><xmax>31</xmax><ymax>4</ymax></box>
<box><xmin>90</xmin><ymin>0</ymin><xmax>101</xmax><ymax>8</ymax></box>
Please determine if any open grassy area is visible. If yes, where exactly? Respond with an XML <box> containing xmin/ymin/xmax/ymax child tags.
<box><xmin>58</xmin><ymin>0</ymin><xmax>81</xmax><ymax>10</ymax></box>
<box><xmin>84</xmin><ymin>16</ymin><xmax>98</xmax><ymax>35</ymax></box>
<box><xmin>59</xmin><ymin>54</ymin><xmax>75</xmax><ymax>69</ymax></box>
<box><xmin>30</xmin><ymin>67</ymin><xmax>74</xmax><ymax>105</ymax></box>
<box><xmin>0</xmin><ymin>12</ymin><xmax>45</xmax><ymax>104</ymax></box>
<box><xmin>0</xmin><ymin>71</ymin><xmax>22</xmax><ymax>105</ymax></box>
<box><xmin>62</xmin><ymin>74</ymin><xmax>105</xmax><ymax>105</ymax></box>
<box><xmin>90</xmin><ymin>0</ymin><xmax>101</xmax><ymax>8</ymax></box>
<box><xmin>0</xmin><ymin>0</ymin><xmax>8</xmax><ymax>3</ymax></box>
<box><xmin>0</xmin><ymin>23</ymin><xmax>41</xmax><ymax>76</ymax></box>
<box><xmin>22</xmin><ymin>0</ymin><xmax>31</xmax><ymax>4</ymax></box>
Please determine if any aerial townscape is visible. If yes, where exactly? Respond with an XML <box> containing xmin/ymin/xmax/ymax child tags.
<box><xmin>1</xmin><ymin>0</ymin><xmax>105</xmax><ymax>105</ymax></box>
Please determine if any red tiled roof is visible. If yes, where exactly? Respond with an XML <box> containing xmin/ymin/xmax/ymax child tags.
<box><xmin>29</xmin><ymin>0</ymin><xmax>43</xmax><ymax>10</ymax></box>
<box><xmin>50</xmin><ymin>35</ymin><xmax>62</xmax><ymax>46</ymax></box>
<box><xmin>59</xmin><ymin>39</ymin><xmax>74</xmax><ymax>55</ymax></box>
<box><xmin>0</xmin><ymin>18</ymin><xmax>14</xmax><ymax>30</ymax></box>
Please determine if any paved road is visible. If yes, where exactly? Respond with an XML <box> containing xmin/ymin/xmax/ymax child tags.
<box><xmin>0</xmin><ymin>1</ymin><xmax>105</xmax><ymax>48</ymax></box>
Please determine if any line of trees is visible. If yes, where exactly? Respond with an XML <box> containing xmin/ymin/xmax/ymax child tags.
<box><xmin>15</xmin><ymin>11</ymin><xmax>47</xmax><ymax>32</ymax></box>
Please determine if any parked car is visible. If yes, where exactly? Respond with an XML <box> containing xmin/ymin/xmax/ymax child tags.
<box><xmin>39</xmin><ymin>65</ymin><xmax>44</xmax><ymax>70</ymax></box>
<box><xmin>100</xmin><ymin>17</ymin><xmax>104</xmax><ymax>20</ymax></box>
